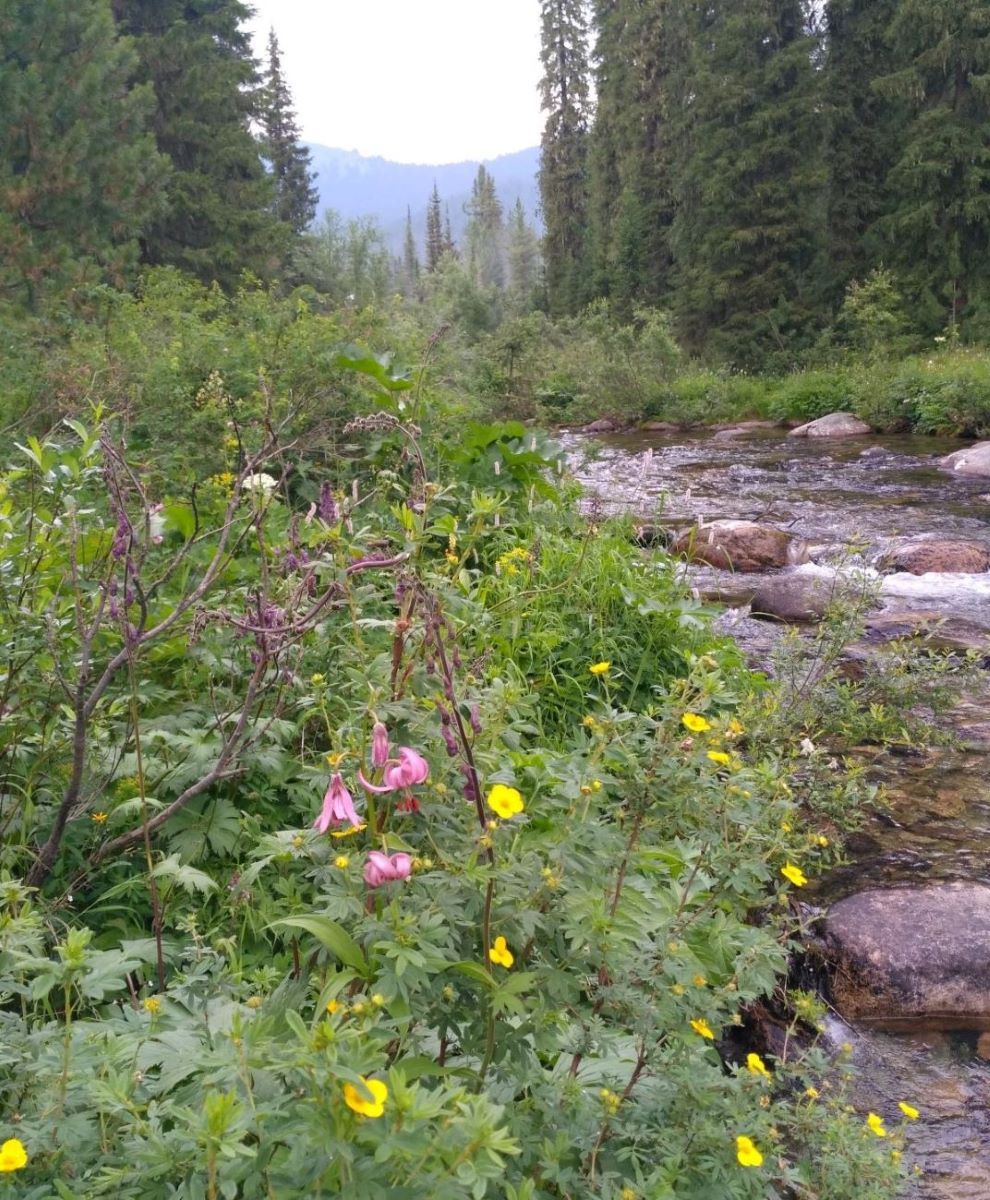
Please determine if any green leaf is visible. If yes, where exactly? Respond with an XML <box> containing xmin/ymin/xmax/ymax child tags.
<box><xmin>269</xmin><ymin>916</ymin><xmax>369</xmax><ymax>976</ymax></box>
<box><xmin>447</xmin><ymin>960</ymin><xmax>497</xmax><ymax>990</ymax></box>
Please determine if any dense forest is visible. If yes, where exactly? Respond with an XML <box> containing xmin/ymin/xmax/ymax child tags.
<box><xmin>0</xmin><ymin>0</ymin><xmax>984</xmax><ymax>1195</ymax></box>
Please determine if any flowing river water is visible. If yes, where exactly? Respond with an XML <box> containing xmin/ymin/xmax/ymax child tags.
<box><xmin>564</xmin><ymin>427</ymin><xmax>990</xmax><ymax>1199</ymax></box>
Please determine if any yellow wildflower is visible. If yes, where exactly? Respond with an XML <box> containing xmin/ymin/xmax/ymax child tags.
<box><xmin>488</xmin><ymin>784</ymin><xmax>524</xmax><ymax>819</ymax></box>
<box><xmin>325</xmin><ymin>751</ymin><xmax>347</xmax><ymax>767</ymax></box>
<box><xmin>692</xmin><ymin>974</ymin><xmax>707</xmax><ymax>988</ymax></box>
<box><xmin>817</xmin><ymin>835</ymin><xmax>829</xmax><ymax>847</ymax></box>
<box><xmin>898</xmin><ymin>1101</ymin><xmax>919</xmax><ymax>1120</ymax></box>
<box><xmin>891</xmin><ymin>1149</ymin><xmax>902</xmax><ymax>1164</ymax></box>
<box><xmin>331</xmin><ymin>823</ymin><xmax>366</xmax><ymax>839</ymax></box>
<box><xmin>727</xmin><ymin>718</ymin><xmax>744</xmax><ymax>736</ymax></box>
<box><xmin>671</xmin><ymin>983</ymin><xmax>686</xmax><ymax>996</ymax></box>
<box><xmin>490</xmin><ymin>936</ymin><xmax>514</xmax><ymax>968</ymax></box>
<box><xmin>580</xmin><ymin>784</ymin><xmax>593</xmax><ymax>796</ymax></box>
<box><xmin>445</xmin><ymin>550</ymin><xmax>458</xmax><ymax>564</ymax></box>
<box><xmin>735</xmin><ymin>1135</ymin><xmax>763</xmax><ymax>1168</ymax></box>
<box><xmin>682</xmin><ymin>713</ymin><xmax>711</xmax><ymax>733</ymax></box>
<box><xmin>245</xmin><ymin>996</ymin><xmax>263</xmax><ymax>1009</ymax></box>
<box><xmin>620</xmin><ymin>1189</ymin><xmax>637</xmax><ymax>1200</ymax></box>
<box><xmin>591</xmin><ymin>779</ymin><xmax>602</xmax><ymax>791</ymax></box>
<box><xmin>327</xmin><ymin>999</ymin><xmax>343</xmax><ymax>1015</ymax></box>
<box><xmin>371</xmin><ymin>993</ymin><xmax>385</xmax><ymax>1007</ymax></box>
<box><xmin>0</xmin><ymin>1139</ymin><xmax>27</xmax><ymax>1173</ymax></box>
<box><xmin>90</xmin><ymin>811</ymin><xmax>108</xmax><ymax>824</ymax></box>
<box><xmin>781</xmin><ymin>863</ymin><xmax>808</xmax><ymax>887</ymax></box>
<box><xmin>805</xmin><ymin>1087</ymin><xmax>820</xmax><ymax>1100</ymax></box>
<box><xmin>690</xmin><ymin>1018</ymin><xmax>715</xmax><ymax>1040</ymax></box>
<box><xmin>866</xmin><ymin>1112</ymin><xmax>887</xmax><ymax>1138</ymax></box>
<box><xmin>143</xmin><ymin>996</ymin><xmax>162</xmax><ymax>1015</ymax></box>
<box><xmin>589</xmin><ymin>661</ymin><xmax>611</xmax><ymax>676</ymax></box>
<box><xmin>781</xmin><ymin>821</ymin><xmax>792</xmax><ymax>833</ymax></box>
<box><xmin>343</xmin><ymin>1077</ymin><xmax>388</xmax><ymax>1118</ymax></box>
<box><xmin>334</xmin><ymin>855</ymin><xmax>349</xmax><ymax>869</ymax></box>
<box><xmin>746</xmin><ymin>1053</ymin><xmax>771</xmax><ymax>1079</ymax></box>
<box><xmin>599</xmin><ymin>1087</ymin><xmax>621</xmax><ymax>1115</ymax></box>
<box><xmin>707</xmin><ymin>750</ymin><xmax>731</xmax><ymax>766</ymax></box>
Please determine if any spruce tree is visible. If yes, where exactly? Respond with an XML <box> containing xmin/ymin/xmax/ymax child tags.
<box><xmin>425</xmin><ymin>183</ymin><xmax>445</xmax><ymax>271</ymax></box>
<box><xmin>112</xmin><ymin>0</ymin><xmax>284</xmax><ymax>288</ymax></box>
<box><xmin>539</xmin><ymin>0</ymin><xmax>592</xmax><ymax>315</ymax></box>
<box><xmin>465</xmin><ymin>165</ymin><xmax>505</xmax><ymax>290</ymax></box>
<box><xmin>261</xmin><ymin>28</ymin><xmax>318</xmax><ymax>237</ymax></box>
<box><xmin>0</xmin><ymin>0</ymin><xmax>165</xmax><ymax>311</ymax></box>
<box><xmin>587</xmin><ymin>0</ymin><xmax>675</xmax><ymax>316</ymax></box>
<box><xmin>506</xmin><ymin>198</ymin><xmax>542</xmax><ymax>311</ymax></box>
<box><xmin>402</xmin><ymin>206</ymin><xmax>421</xmax><ymax>296</ymax></box>
<box><xmin>669</xmin><ymin>0</ymin><xmax>822</xmax><ymax>364</ymax></box>
<box><xmin>820</xmin><ymin>0</ymin><xmax>904</xmax><ymax>308</ymax></box>
<box><xmin>875</xmin><ymin>0</ymin><xmax>990</xmax><ymax>334</ymax></box>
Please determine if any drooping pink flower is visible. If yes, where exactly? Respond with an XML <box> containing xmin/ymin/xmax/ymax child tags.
<box><xmin>313</xmin><ymin>773</ymin><xmax>361</xmax><ymax>832</ymax></box>
<box><xmin>371</xmin><ymin>722</ymin><xmax>390</xmax><ymax>768</ymax></box>
<box><xmin>383</xmin><ymin>747</ymin><xmax>429</xmax><ymax>790</ymax></box>
<box><xmin>358</xmin><ymin>746</ymin><xmax>430</xmax><ymax>795</ymax></box>
<box><xmin>363</xmin><ymin>851</ymin><xmax>413</xmax><ymax>887</ymax></box>
<box><xmin>395</xmin><ymin>796</ymin><xmax>420</xmax><ymax>814</ymax></box>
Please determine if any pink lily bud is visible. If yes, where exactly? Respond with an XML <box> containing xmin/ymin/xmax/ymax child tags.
<box><xmin>313</xmin><ymin>773</ymin><xmax>361</xmax><ymax>833</ymax></box>
<box><xmin>371</xmin><ymin>722</ymin><xmax>390</xmax><ymax>769</ymax></box>
<box><xmin>363</xmin><ymin>851</ymin><xmax>413</xmax><ymax>887</ymax></box>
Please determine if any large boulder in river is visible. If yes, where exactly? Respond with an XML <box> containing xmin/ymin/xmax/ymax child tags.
<box><xmin>582</xmin><ymin>417</ymin><xmax>625</xmax><ymax>433</ymax></box>
<box><xmin>825</xmin><ymin>883</ymin><xmax>990</xmax><ymax>1031</ymax></box>
<box><xmin>882</xmin><ymin>539</ymin><xmax>990</xmax><ymax>575</ymax></box>
<box><xmin>940</xmin><ymin>442</ymin><xmax>990</xmax><ymax>478</ymax></box>
<box><xmin>862</xmin><ymin>610</ymin><xmax>990</xmax><ymax>655</ymax></box>
<box><xmin>788</xmin><ymin>412</ymin><xmax>873</xmax><ymax>438</ymax></box>
<box><xmin>749</xmin><ymin>574</ymin><xmax>865</xmax><ymax>623</ymax></box>
<box><xmin>672</xmin><ymin>520</ymin><xmax>808</xmax><ymax>573</ymax></box>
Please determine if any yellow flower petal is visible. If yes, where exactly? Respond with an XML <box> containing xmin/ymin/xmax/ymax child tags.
<box><xmin>488</xmin><ymin>784</ymin><xmax>524</xmax><ymax>820</ymax></box>
<box><xmin>781</xmin><ymin>863</ymin><xmax>808</xmax><ymax>887</ymax></box>
<box><xmin>0</xmin><ymin>1139</ymin><xmax>27</xmax><ymax>1173</ymax></box>
<box><xmin>736</xmin><ymin>1135</ymin><xmax>764</xmax><ymax>1167</ymax></box>
<box><xmin>343</xmin><ymin>1076</ymin><xmax>388</xmax><ymax>1118</ymax></box>
<box><xmin>690</xmin><ymin>1018</ymin><xmax>715</xmax><ymax>1040</ymax></box>
<box><xmin>682</xmin><ymin>713</ymin><xmax>711</xmax><ymax>733</ymax></box>
<box><xmin>707</xmin><ymin>750</ymin><xmax>732</xmax><ymax>765</ymax></box>
<box><xmin>898</xmin><ymin>1101</ymin><xmax>919</xmax><ymax>1120</ymax></box>
<box><xmin>490</xmin><ymin>936</ymin><xmax>514</xmax><ymax>968</ymax></box>
<box><xmin>866</xmin><ymin>1112</ymin><xmax>887</xmax><ymax>1138</ymax></box>
<box><xmin>589</xmin><ymin>661</ymin><xmax>611</xmax><ymax>675</ymax></box>
<box><xmin>746</xmin><ymin>1053</ymin><xmax>771</xmax><ymax>1079</ymax></box>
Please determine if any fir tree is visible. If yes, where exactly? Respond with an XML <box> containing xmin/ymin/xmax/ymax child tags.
<box><xmin>443</xmin><ymin>206</ymin><xmax>457</xmax><ymax>259</ymax></box>
<box><xmin>539</xmin><ymin>0</ymin><xmax>592</xmax><ymax>314</ymax></box>
<box><xmin>261</xmin><ymin>28</ymin><xmax>318</xmax><ymax>237</ymax></box>
<box><xmin>425</xmin><ymin>183</ymin><xmax>445</xmax><ymax>271</ymax></box>
<box><xmin>820</xmin><ymin>0</ymin><xmax>904</xmax><ymax>308</ymax></box>
<box><xmin>506</xmin><ymin>198</ymin><xmax>542</xmax><ymax>311</ymax></box>
<box><xmin>875</xmin><ymin>0</ymin><xmax>990</xmax><ymax>334</ymax></box>
<box><xmin>402</xmin><ymin>206</ymin><xmax>421</xmax><ymax>296</ymax></box>
<box><xmin>112</xmin><ymin>0</ymin><xmax>284</xmax><ymax>288</ymax></box>
<box><xmin>669</xmin><ymin>0</ymin><xmax>823</xmax><ymax>364</ymax></box>
<box><xmin>465</xmin><ymin>165</ymin><xmax>505</xmax><ymax>290</ymax></box>
<box><xmin>0</xmin><ymin>0</ymin><xmax>165</xmax><ymax>311</ymax></box>
<box><xmin>587</xmin><ymin>0</ymin><xmax>675</xmax><ymax>315</ymax></box>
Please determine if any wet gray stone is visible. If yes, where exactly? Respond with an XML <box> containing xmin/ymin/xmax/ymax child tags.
<box><xmin>789</xmin><ymin>412</ymin><xmax>873</xmax><ymax>438</ymax></box>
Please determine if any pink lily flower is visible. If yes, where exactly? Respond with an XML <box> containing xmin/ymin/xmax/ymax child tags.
<box><xmin>363</xmin><ymin>851</ymin><xmax>413</xmax><ymax>887</ymax></box>
<box><xmin>358</xmin><ymin>746</ymin><xmax>430</xmax><ymax>794</ymax></box>
<box><xmin>371</xmin><ymin>721</ymin><xmax>390</xmax><ymax>768</ymax></box>
<box><xmin>313</xmin><ymin>773</ymin><xmax>361</xmax><ymax>832</ymax></box>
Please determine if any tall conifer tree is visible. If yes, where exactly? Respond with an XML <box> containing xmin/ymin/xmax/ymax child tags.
<box><xmin>539</xmin><ymin>0</ymin><xmax>592</xmax><ymax>314</ymax></box>
<box><xmin>506</xmin><ymin>199</ymin><xmax>542</xmax><ymax>310</ymax></box>
<box><xmin>402</xmin><ymin>206</ymin><xmax>421</xmax><ymax>296</ymax></box>
<box><xmin>669</xmin><ymin>0</ymin><xmax>822</xmax><ymax>364</ymax></box>
<box><xmin>0</xmin><ymin>0</ymin><xmax>164</xmax><ymax>311</ymax></box>
<box><xmin>465</xmin><ymin>166</ymin><xmax>505</xmax><ymax>290</ymax></box>
<box><xmin>112</xmin><ymin>0</ymin><xmax>283</xmax><ymax>287</ymax></box>
<box><xmin>425</xmin><ymin>183</ymin><xmax>445</xmax><ymax>271</ymax></box>
<box><xmin>260</xmin><ymin>28</ymin><xmax>318</xmax><ymax>237</ymax></box>
<box><xmin>875</xmin><ymin>0</ymin><xmax>990</xmax><ymax>333</ymax></box>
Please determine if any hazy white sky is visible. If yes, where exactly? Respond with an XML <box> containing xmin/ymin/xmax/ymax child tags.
<box><xmin>245</xmin><ymin>1</ymin><xmax>544</xmax><ymax>164</ymax></box>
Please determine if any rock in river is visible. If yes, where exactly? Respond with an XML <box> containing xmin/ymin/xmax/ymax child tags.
<box><xmin>825</xmin><ymin>883</ymin><xmax>990</xmax><ymax>1031</ymax></box>
<box><xmin>788</xmin><ymin>412</ymin><xmax>873</xmax><ymax>438</ymax></box>
<box><xmin>940</xmin><ymin>441</ymin><xmax>990</xmax><ymax>478</ymax></box>
<box><xmin>749</xmin><ymin>573</ymin><xmax>868</xmax><ymax>623</ymax></box>
<box><xmin>881</xmin><ymin>539</ymin><xmax>990</xmax><ymax>575</ymax></box>
<box><xmin>671</xmin><ymin>520</ymin><xmax>808</xmax><ymax>573</ymax></box>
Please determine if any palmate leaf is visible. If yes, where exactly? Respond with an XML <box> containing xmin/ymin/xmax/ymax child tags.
<box><xmin>166</xmin><ymin>796</ymin><xmax>242</xmax><ymax>862</ymax></box>
<box><xmin>151</xmin><ymin>853</ymin><xmax>218</xmax><ymax>896</ymax></box>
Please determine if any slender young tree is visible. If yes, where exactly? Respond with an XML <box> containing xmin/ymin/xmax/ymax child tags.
<box><xmin>539</xmin><ymin>0</ymin><xmax>592</xmax><ymax>314</ymax></box>
<box><xmin>402</xmin><ymin>206</ymin><xmax>421</xmax><ymax>296</ymax></box>
<box><xmin>465</xmin><ymin>165</ymin><xmax>505</xmax><ymax>290</ymax></box>
<box><xmin>0</xmin><ymin>0</ymin><xmax>165</xmax><ymax>311</ymax></box>
<box><xmin>260</xmin><ymin>28</ymin><xmax>318</xmax><ymax>237</ymax></box>
<box><xmin>506</xmin><ymin>198</ymin><xmax>542</xmax><ymax>310</ymax></box>
<box><xmin>425</xmin><ymin>183</ymin><xmax>445</xmax><ymax>271</ymax></box>
<box><xmin>112</xmin><ymin>0</ymin><xmax>284</xmax><ymax>287</ymax></box>
<box><xmin>874</xmin><ymin>0</ymin><xmax>990</xmax><ymax>334</ymax></box>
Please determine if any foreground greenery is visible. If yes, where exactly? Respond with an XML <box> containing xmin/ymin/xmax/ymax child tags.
<box><xmin>0</xmin><ymin>323</ymin><xmax>924</xmax><ymax>1197</ymax></box>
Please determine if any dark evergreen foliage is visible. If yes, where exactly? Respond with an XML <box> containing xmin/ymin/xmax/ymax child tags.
<box><xmin>0</xmin><ymin>0</ymin><xmax>165</xmax><ymax>311</ymax></box>
<box><xmin>261</xmin><ymin>28</ymin><xmax>318</xmax><ymax>237</ymax></box>
<box><xmin>425</xmin><ymin>183</ymin><xmax>445</xmax><ymax>271</ymax></box>
<box><xmin>111</xmin><ymin>0</ymin><xmax>285</xmax><ymax>288</ymax></box>
<box><xmin>539</xmin><ymin>0</ymin><xmax>592</xmax><ymax>315</ymax></box>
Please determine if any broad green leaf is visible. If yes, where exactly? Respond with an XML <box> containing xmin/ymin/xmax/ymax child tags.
<box><xmin>269</xmin><ymin>915</ymin><xmax>369</xmax><ymax>976</ymax></box>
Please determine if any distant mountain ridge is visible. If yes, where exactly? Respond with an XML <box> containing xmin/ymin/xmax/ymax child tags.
<box><xmin>306</xmin><ymin>144</ymin><xmax>542</xmax><ymax>253</ymax></box>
